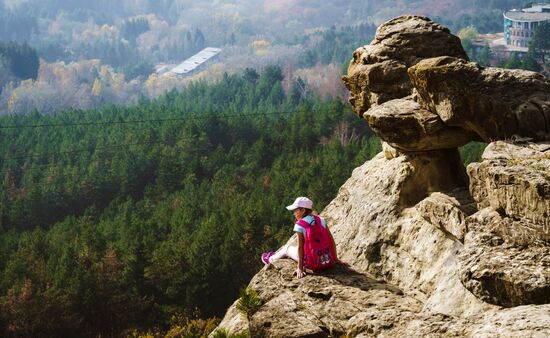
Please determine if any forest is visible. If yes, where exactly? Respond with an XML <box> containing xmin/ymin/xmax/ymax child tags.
<box><xmin>0</xmin><ymin>65</ymin><xmax>389</xmax><ymax>337</ymax></box>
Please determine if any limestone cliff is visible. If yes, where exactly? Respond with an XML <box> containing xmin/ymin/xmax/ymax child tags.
<box><xmin>214</xmin><ymin>16</ymin><xmax>550</xmax><ymax>337</ymax></box>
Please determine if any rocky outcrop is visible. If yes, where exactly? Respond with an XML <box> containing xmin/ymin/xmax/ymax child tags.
<box><xmin>459</xmin><ymin>208</ymin><xmax>550</xmax><ymax>307</ymax></box>
<box><xmin>214</xmin><ymin>16</ymin><xmax>550</xmax><ymax>338</ymax></box>
<box><xmin>458</xmin><ymin>141</ymin><xmax>550</xmax><ymax>307</ymax></box>
<box><xmin>217</xmin><ymin>259</ymin><xmax>550</xmax><ymax>338</ymax></box>
<box><xmin>215</xmin><ymin>149</ymin><xmax>550</xmax><ymax>337</ymax></box>
<box><xmin>344</xmin><ymin>18</ymin><xmax>550</xmax><ymax>150</ymax></box>
<box><xmin>321</xmin><ymin>153</ymin><xmax>486</xmax><ymax>317</ymax></box>
<box><xmin>409</xmin><ymin>57</ymin><xmax>550</xmax><ymax>142</ymax></box>
<box><xmin>468</xmin><ymin>141</ymin><xmax>550</xmax><ymax>227</ymax></box>
<box><xmin>342</xmin><ymin>16</ymin><xmax>468</xmax><ymax>117</ymax></box>
<box><xmin>365</xmin><ymin>97</ymin><xmax>476</xmax><ymax>151</ymax></box>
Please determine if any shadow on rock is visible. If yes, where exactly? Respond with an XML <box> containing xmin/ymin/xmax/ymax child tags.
<box><xmin>314</xmin><ymin>262</ymin><xmax>403</xmax><ymax>295</ymax></box>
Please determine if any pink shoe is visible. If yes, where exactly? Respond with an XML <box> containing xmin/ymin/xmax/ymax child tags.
<box><xmin>261</xmin><ymin>252</ymin><xmax>275</xmax><ymax>265</ymax></box>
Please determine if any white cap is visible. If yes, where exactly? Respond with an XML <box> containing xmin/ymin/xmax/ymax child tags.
<box><xmin>286</xmin><ymin>197</ymin><xmax>313</xmax><ymax>210</ymax></box>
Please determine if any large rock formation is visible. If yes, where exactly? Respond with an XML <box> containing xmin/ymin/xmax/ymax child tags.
<box><xmin>344</xmin><ymin>16</ymin><xmax>550</xmax><ymax>150</ymax></box>
<box><xmin>214</xmin><ymin>16</ymin><xmax>550</xmax><ymax>337</ymax></box>
<box><xmin>342</xmin><ymin>16</ymin><xmax>468</xmax><ymax>117</ymax></box>
<box><xmin>365</xmin><ymin>97</ymin><xmax>477</xmax><ymax>151</ymax></box>
<box><xmin>409</xmin><ymin>57</ymin><xmax>550</xmax><ymax>142</ymax></box>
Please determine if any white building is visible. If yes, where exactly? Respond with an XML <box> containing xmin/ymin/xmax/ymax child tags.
<box><xmin>160</xmin><ymin>47</ymin><xmax>222</xmax><ymax>76</ymax></box>
<box><xmin>504</xmin><ymin>3</ymin><xmax>550</xmax><ymax>47</ymax></box>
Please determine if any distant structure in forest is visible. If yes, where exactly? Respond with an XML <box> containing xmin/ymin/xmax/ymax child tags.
<box><xmin>504</xmin><ymin>3</ymin><xmax>550</xmax><ymax>47</ymax></box>
<box><xmin>156</xmin><ymin>47</ymin><xmax>222</xmax><ymax>75</ymax></box>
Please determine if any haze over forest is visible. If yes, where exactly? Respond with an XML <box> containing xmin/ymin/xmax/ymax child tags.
<box><xmin>0</xmin><ymin>0</ymin><xmax>537</xmax><ymax>115</ymax></box>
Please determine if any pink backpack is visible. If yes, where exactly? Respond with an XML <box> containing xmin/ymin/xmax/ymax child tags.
<box><xmin>296</xmin><ymin>215</ymin><xmax>336</xmax><ymax>271</ymax></box>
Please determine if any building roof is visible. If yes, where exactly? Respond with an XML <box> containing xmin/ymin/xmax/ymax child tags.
<box><xmin>504</xmin><ymin>11</ymin><xmax>550</xmax><ymax>21</ymax></box>
<box><xmin>504</xmin><ymin>3</ymin><xmax>550</xmax><ymax>21</ymax></box>
<box><xmin>169</xmin><ymin>47</ymin><xmax>222</xmax><ymax>75</ymax></box>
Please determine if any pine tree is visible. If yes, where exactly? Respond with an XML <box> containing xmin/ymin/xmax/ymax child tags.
<box><xmin>504</xmin><ymin>52</ymin><xmax>522</xmax><ymax>69</ymax></box>
<box><xmin>522</xmin><ymin>52</ymin><xmax>542</xmax><ymax>72</ymax></box>
<box><xmin>479</xmin><ymin>44</ymin><xmax>490</xmax><ymax>66</ymax></box>
<box><xmin>0</xmin><ymin>42</ymin><xmax>40</xmax><ymax>80</ymax></box>
<box><xmin>529</xmin><ymin>22</ymin><xmax>550</xmax><ymax>63</ymax></box>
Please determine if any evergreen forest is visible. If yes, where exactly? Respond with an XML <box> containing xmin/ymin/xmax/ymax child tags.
<box><xmin>0</xmin><ymin>66</ymin><xmax>385</xmax><ymax>337</ymax></box>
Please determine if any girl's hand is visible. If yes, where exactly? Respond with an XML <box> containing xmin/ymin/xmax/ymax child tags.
<box><xmin>295</xmin><ymin>268</ymin><xmax>306</xmax><ymax>278</ymax></box>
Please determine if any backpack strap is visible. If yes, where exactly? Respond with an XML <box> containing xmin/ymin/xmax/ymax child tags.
<box><xmin>296</xmin><ymin>219</ymin><xmax>311</xmax><ymax>228</ymax></box>
<box><xmin>313</xmin><ymin>215</ymin><xmax>322</xmax><ymax>227</ymax></box>
<box><xmin>296</xmin><ymin>216</ymin><xmax>321</xmax><ymax>228</ymax></box>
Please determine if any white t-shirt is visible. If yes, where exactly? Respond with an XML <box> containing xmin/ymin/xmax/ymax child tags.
<box><xmin>293</xmin><ymin>215</ymin><xmax>327</xmax><ymax>235</ymax></box>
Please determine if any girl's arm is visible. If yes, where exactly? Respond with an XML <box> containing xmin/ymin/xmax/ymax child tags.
<box><xmin>296</xmin><ymin>232</ymin><xmax>305</xmax><ymax>278</ymax></box>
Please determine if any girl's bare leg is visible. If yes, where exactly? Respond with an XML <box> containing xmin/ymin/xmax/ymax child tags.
<box><xmin>269</xmin><ymin>244</ymin><xmax>298</xmax><ymax>263</ymax></box>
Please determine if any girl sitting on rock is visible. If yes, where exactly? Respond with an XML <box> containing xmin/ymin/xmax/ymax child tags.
<box><xmin>261</xmin><ymin>197</ymin><xmax>338</xmax><ymax>278</ymax></box>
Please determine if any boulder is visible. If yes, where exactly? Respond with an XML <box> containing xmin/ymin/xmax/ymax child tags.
<box><xmin>458</xmin><ymin>141</ymin><xmax>550</xmax><ymax>307</ymax></box>
<box><xmin>342</xmin><ymin>15</ymin><xmax>468</xmax><ymax>117</ymax></box>
<box><xmin>467</xmin><ymin>141</ymin><xmax>550</xmax><ymax>227</ymax></box>
<box><xmin>409</xmin><ymin>56</ymin><xmax>550</xmax><ymax>142</ymax></box>
<box><xmin>459</xmin><ymin>208</ymin><xmax>550</xmax><ymax>307</ymax></box>
<box><xmin>365</xmin><ymin>96</ymin><xmax>475</xmax><ymax>151</ymax></box>
<box><xmin>416</xmin><ymin>191</ymin><xmax>476</xmax><ymax>242</ymax></box>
